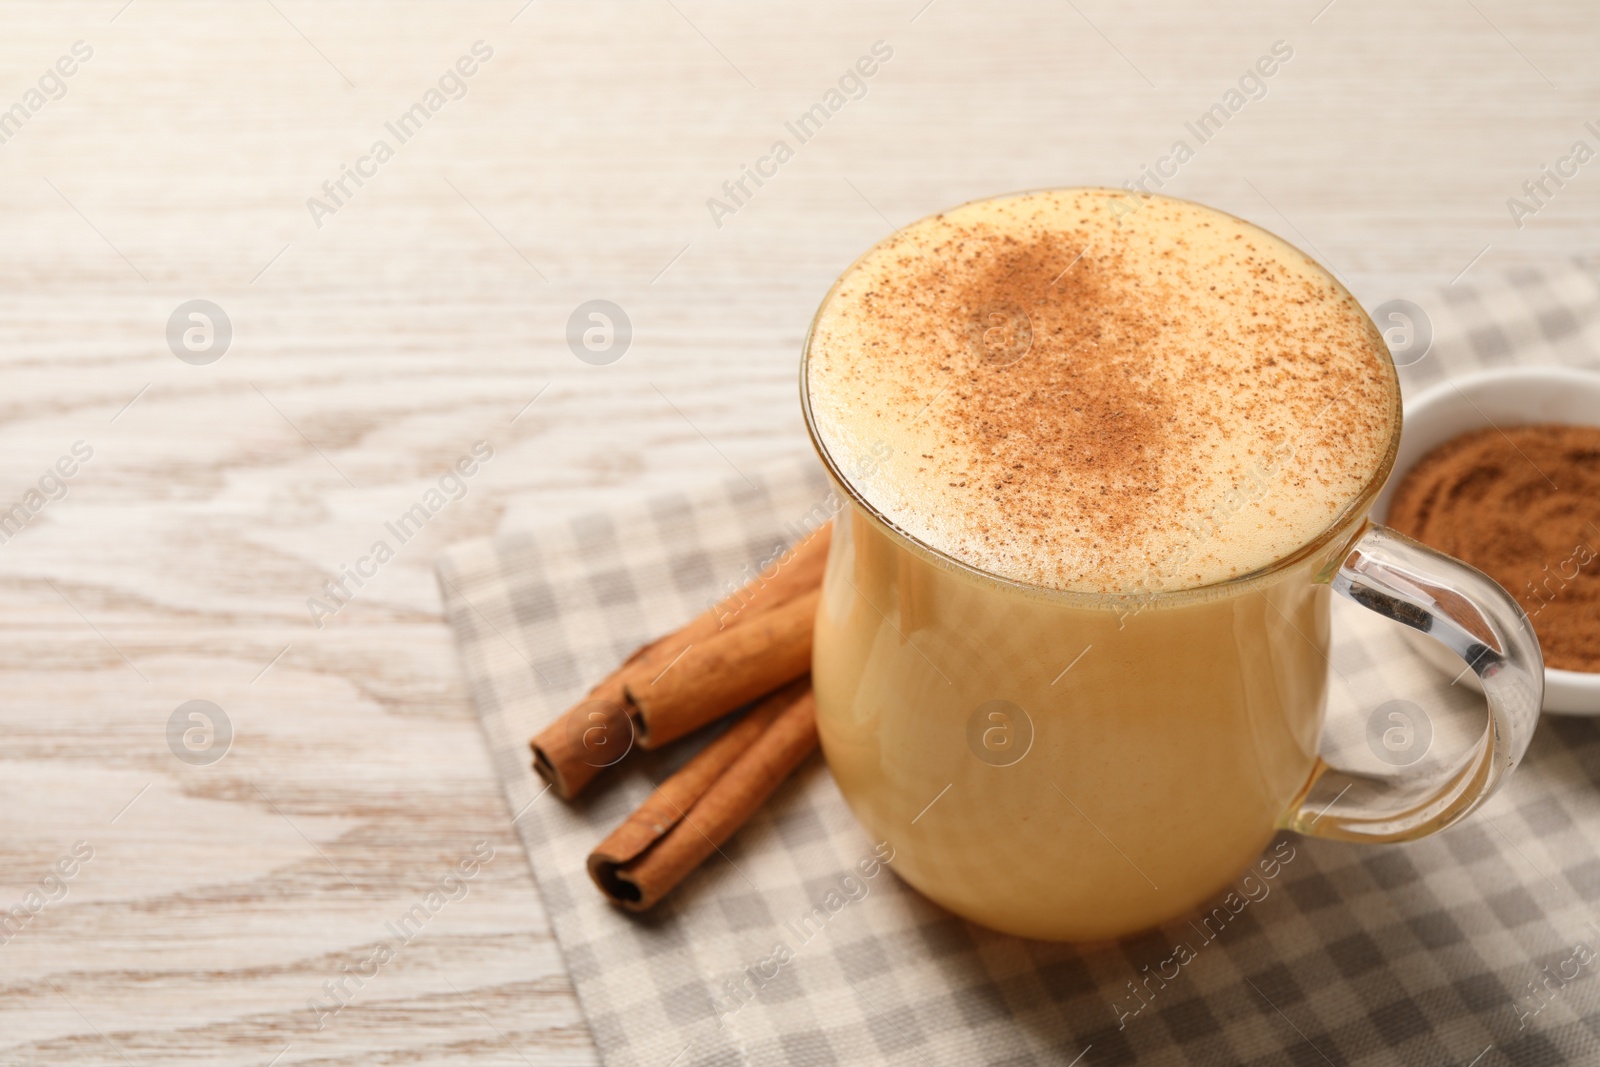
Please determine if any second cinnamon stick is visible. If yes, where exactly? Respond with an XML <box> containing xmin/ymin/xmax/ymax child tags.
<box><xmin>588</xmin><ymin>681</ymin><xmax>818</xmax><ymax>911</ymax></box>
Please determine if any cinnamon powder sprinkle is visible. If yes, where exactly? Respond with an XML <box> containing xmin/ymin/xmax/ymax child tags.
<box><xmin>1387</xmin><ymin>424</ymin><xmax>1600</xmax><ymax>672</ymax></box>
<box><xmin>805</xmin><ymin>188</ymin><xmax>1398</xmax><ymax>593</ymax></box>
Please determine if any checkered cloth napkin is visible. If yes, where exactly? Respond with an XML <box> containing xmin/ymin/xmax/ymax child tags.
<box><xmin>437</xmin><ymin>264</ymin><xmax>1600</xmax><ymax>1067</ymax></box>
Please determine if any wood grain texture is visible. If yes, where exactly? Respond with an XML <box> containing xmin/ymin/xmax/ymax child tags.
<box><xmin>0</xmin><ymin>1</ymin><xmax>1596</xmax><ymax>1063</ymax></box>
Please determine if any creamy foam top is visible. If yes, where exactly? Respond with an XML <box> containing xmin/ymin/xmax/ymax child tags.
<box><xmin>805</xmin><ymin>188</ymin><xmax>1398</xmax><ymax>594</ymax></box>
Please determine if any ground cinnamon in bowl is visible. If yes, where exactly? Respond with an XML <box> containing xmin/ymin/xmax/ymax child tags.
<box><xmin>1386</xmin><ymin>424</ymin><xmax>1600</xmax><ymax>672</ymax></box>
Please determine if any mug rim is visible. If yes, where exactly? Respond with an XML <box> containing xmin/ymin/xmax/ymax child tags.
<box><xmin>798</xmin><ymin>185</ymin><xmax>1403</xmax><ymax>611</ymax></box>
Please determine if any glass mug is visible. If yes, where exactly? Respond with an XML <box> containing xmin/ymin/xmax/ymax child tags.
<box><xmin>799</xmin><ymin>288</ymin><xmax>1544</xmax><ymax>945</ymax></box>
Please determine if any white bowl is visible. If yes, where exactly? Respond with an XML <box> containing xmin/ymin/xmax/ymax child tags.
<box><xmin>1371</xmin><ymin>365</ymin><xmax>1600</xmax><ymax>715</ymax></box>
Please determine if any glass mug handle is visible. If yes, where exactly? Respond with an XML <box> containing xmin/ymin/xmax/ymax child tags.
<box><xmin>1285</xmin><ymin>523</ymin><xmax>1544</xmax><ymax>842</ymax></box>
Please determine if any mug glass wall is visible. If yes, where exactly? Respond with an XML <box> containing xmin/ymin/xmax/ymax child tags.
<box><xmin>811</xmin><ymin>484</ymin><xmax>1357</xmax><ymax>941</ymax></box>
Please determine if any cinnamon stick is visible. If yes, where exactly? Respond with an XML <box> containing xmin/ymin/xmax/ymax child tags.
<box><xmin>624</xmin><ymin>587</ymin><xmax>818</xmax><ymax>750</ymax></box>
<box><xmin>588</xmin><ymin>681</ymin><xmax>817</xmax><ymax>911</ymax></box>
<box><xmin>531</xmin><ymin>522</ymin><xmax>831</xmax><ymax>798</ymax></box>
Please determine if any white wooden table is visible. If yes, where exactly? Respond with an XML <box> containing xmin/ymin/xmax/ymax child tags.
<box><xmin>1</xmin><ymin>2</ymin><xmax>1595</xmax><ymax>1063</ymax></box>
